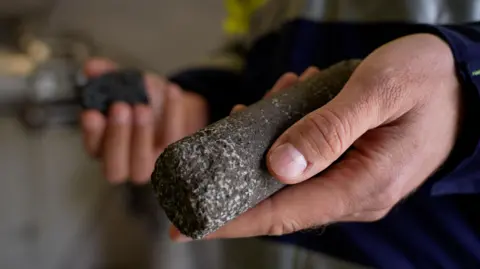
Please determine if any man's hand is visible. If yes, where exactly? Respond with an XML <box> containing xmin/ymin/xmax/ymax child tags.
<box><xmin>170</xmin><ymin>33</ymin><xmax>463</xmax><ymax>240</ymax></box>
<box><xmin>81</xmin><ymin>58</ymin><xmax>208</xmax><ymax>184</ymax></box>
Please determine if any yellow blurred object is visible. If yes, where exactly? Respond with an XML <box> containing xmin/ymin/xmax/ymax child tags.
<box><xmin>223</xmin><ymin>0</ymin><xmax>267</xmax><ymax>35</ymax></box>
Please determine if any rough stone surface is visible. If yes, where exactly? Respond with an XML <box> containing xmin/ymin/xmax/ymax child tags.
<box><xmin>151</xmin><ymin>60</ymin><xmax>362</xmax><ymax>239</ymax></box>
<box><xmin>80</xmin><ymin>69</ymin><xmax>148</xmax><ymax>114</ymax></box>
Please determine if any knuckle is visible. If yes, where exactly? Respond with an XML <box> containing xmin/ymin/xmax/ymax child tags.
<box><xmin>374</xmin><ymin>185</ymin><xmax>402</xmax><ymax>209</ymax></box>
<box><xmin>365</xmin><ymin>209</ymin><xmax>390</xmax><ymax>222</ymax></box>
<box><xmin>301</xmin><ymin>109</ymin><xmax>347</xmax><ymax>158</ymax></box>
<box><xmin>267</xmin><ymin>219</ymin><xmax>301</xmax><ymax>236</ymax></box>
<box><xmin>346</xmin><ymin>155</ymin><xmax>402</xmax><ymax>211</ymax></box>
<box><xmin>351</xmin><ymin>65</ymin><xmax>409</xmax><ymax>121</ymax></box>
<box><xmin>328</xmin><ymin>186</ymin><xmax>357</xmax><ymax>219</ymax></box>
<box><xmin>266</xmin><ymin>223</ymin><xmax>285</xmax><ymax>236</ymax></box>
<box><xmin>144</xmin><ymin>73</ymin><xmax>167</xmax><ymax>101</ymax></box>
<box><xmin>264</xmin><ymin>198</ymin><xmax>303</xmax><ymax>237</ymax></box>
<box><xmin>372</xmin><ymin>68</ymin><xmax>409</xmax><ymax>113</ymax></box>
<box><xmin>109</xmin><ymin>103</ymin><xmax>132</xmax><ymax>121</ymax></box>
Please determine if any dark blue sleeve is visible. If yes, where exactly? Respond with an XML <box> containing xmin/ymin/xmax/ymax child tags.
<box><xmin>168</xmin><ymin>68</ymin><xmax>244</xmax><ymax>123</ymax></box>
<box><xmin>167</xmin><ymin>40</ymin><xmax>254</xmax><ymax>123</ymax></box>
<box><xmin>424</xmin><ymin>23</ymin><xmax>480</xmax><ymax>195</ymax></box>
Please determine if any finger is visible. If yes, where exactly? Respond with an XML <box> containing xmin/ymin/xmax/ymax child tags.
<box><xmin>144</xmin><ymin>74</ymin><xmax>168</xmax><ymax>148</ymax></box>
<box><xmin>299</xmin><ymin>66</ymin><xmax>321</xmax><ymax>81</ymax></box>
<box><xmin>156</xmin><ymin>84</ymin><xmax>185</xmax><ymax>152</ymax></box>
<box><xmin>81</xmin><ymin>110</ymin><xmax>106</xmax><ymax>157</ymax></box>
<box><xmin>144</xmin><ymin>73</ymin><xmax>167</xmax><ymax>112</ymax></box>
<box><xmin>234</xmin><ymin>68</ymin><xmax>319</xmax><ymax>114</ymax></box>
<box><xmin>230</xmin><ymin>104</ymin><xmax>247</xmax><ymax>114</ymax></box>
<box><xmin>183</xmin><ymin>91</ymin><xmax>209</xmax><ymax>135</ymax></box>
<box><xmin>130</xmin><ymin>105</ymin><xmax>155</xmax><ymax>184</ymax></box>
<box><xmin>81</xmin><ymin>57</ymin><xmax>119</xmax><ymax>157</ymax></box>
<box><xmin>103</xmin><ymin>102</ymin><xmax>133</xmax><ymax>184</ymax></box>
<box><xmin>266</xmin><ymin>81</ymin><xmax>378</xmax><ymax>184</ymax></box>
<box><xmin>83</xmin><ymin>57</ymin><xmax>118</xmax><ymax>78</ymax></box>
<box><xmin>264</xmin><ymin>72</ymin><xmax>299</xmax><ymax>98</ymax></box>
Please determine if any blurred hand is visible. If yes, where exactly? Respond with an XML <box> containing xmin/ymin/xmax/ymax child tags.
<box><xmin>170</xmin><ymin>33</ymin><xmax>463</xmax><ymax>240</ymax></box>
<box><xmin>81</xmin><ymin>58</ymin><xmax>208</xmax><ymax>184</ymax></box>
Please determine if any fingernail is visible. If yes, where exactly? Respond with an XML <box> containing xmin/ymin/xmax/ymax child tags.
<box><xmin>269</xmin><ymin>143</ymin><xmax>307</xmax><ymax>179</ymax></box>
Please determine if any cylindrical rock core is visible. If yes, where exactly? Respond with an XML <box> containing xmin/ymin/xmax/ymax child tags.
<box><xmin>151</xmin><ymin>59</ymin><xmax>362</xmax><ymax>239</ymax></box>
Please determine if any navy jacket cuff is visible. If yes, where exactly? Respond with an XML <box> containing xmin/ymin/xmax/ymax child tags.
<box><xmin>168</xmin><ymin>68</ymin><xmax>244</xmax><ymax>123</ymax></box>
<box><xmin>424</xmin><ymin>24</ymin><xmax>480</xmax><ymax>195</ymax></box>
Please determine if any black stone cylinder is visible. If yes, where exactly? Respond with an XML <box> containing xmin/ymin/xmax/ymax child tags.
<box><xmin>151</xmin><ymin>60</ymin><xmax>362</xmax><ymax>239</ymax></box>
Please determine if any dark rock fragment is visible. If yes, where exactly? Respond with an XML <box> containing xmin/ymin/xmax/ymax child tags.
<box><xmin>80</xmin><ymin>69</ymin><xmax>148</xmax><ymax>114</ymax></box>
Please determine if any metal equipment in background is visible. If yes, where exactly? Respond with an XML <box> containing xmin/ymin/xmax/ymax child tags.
<box><xmin>0</xmin><ymin>15</ymin><xmax>94</xmax><ymax>130</ymax></box>
<box><xmin>0</xmin><ymin>11</ymin><xmax>162</xmax><ymax>236</ymax></box>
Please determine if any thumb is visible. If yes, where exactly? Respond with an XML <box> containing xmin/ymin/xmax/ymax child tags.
<box><xmin>267</xmin><ymin>88</ymin><xmax>377</xmax><ymax>184</ymax></box>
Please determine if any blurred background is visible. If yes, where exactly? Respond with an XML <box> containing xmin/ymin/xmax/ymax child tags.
<box><xmin>0</xmin><ymin>1</ymin><xmax>226</xmax><ymax>269</ymax></box>
<box><xmin>0</xmin><ymin>1</ymin><xmax>368</xmax><ymax>269</ymax></box>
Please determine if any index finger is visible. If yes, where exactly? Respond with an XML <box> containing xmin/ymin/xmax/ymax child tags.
<box><xmin>171</xmin><ymin>122</ymin><xmax>413</xmax><ymax>240</ymax></box>
<box><xmin>264</xmin><ymin>67</ymin><xmax>320</xmax><ymax>98</ymax></box>
<box><xmin>81</xmin><ymin>110</ymin><xmax>106</xmax><ymax>157</ymax></box>
<box><xmin>80</xmin><ymin>58</ymin><xmax>118</xmax><ymax>155</ymax></box>
<box><xmin>155</xmin><ymin>84</ymin><xmax>185</xmax><ymax>152</ymax></box>
<box><xmin>170</xmin><ymin>169</ymin><xmax>356</xmax><ymax>241</ymax></box>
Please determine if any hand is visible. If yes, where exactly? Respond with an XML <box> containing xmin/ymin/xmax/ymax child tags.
<box><xmin>170</xmin><ymin>33</ymin><xmax>463</xmax><ymax>241</ymax></box>
<box><xmin>81</xmin><ymin>58</ymin><xmax>209</xmax><ymax>184</ymax></box>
